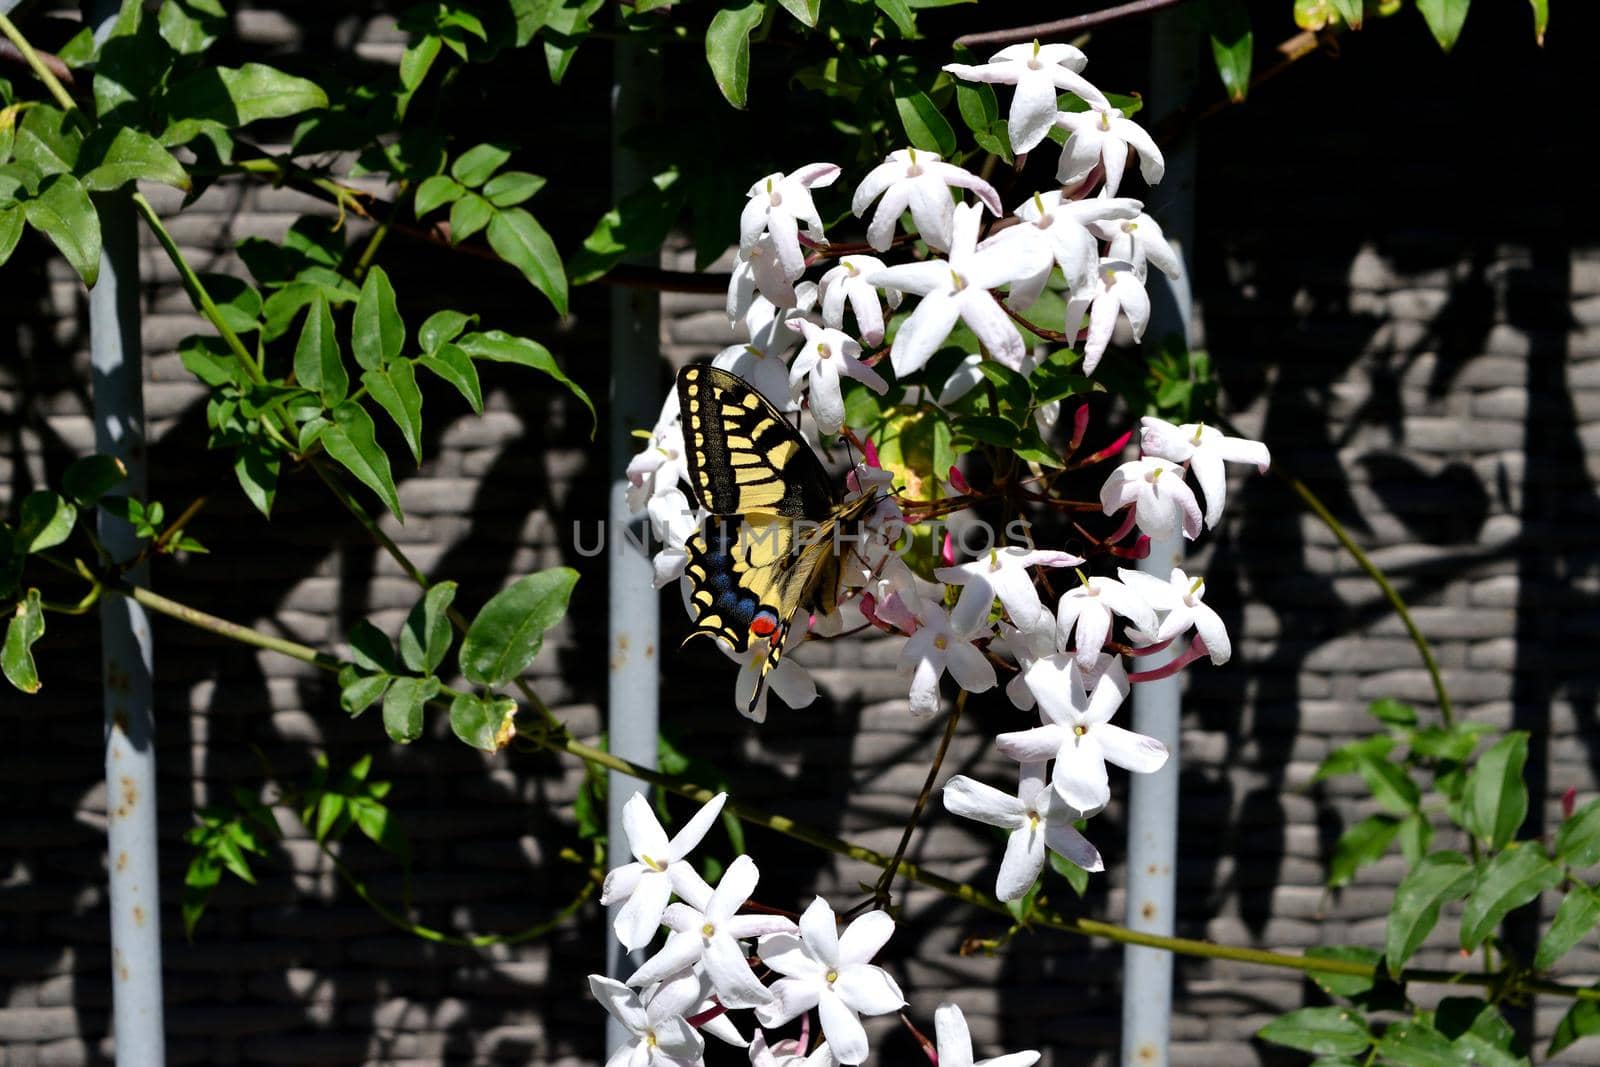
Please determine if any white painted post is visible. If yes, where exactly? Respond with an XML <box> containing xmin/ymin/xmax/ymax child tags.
<box><xmin>1122</xmin><ymin>8</ymin><xmax>1199</xmax><ymax>1067</ymax></box>
<box><xmin>87</xmin><ymin>0</ymin><xmax>166</xmax><ymax>1050</ymax></box>
<box><xmin>604</xmin><ymin>33</ymin><xmax>663</xmax><ymax>1055</ymax></box>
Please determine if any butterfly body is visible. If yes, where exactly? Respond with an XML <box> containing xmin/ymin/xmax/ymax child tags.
<box><xmin>676</xmin><ymin>365</ymin><xmax>871</xmax><ymax>713</ymax></box>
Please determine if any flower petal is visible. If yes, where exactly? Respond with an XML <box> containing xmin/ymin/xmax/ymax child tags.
<box><xmin>1045</xmin><ymin>820</ymin><xmax>1105</xmax><ymax>873</ymax></box>
<box><xmin>623</xmin><ymin>793</ymin><xmax>670</xmax><ymax>862</ymax></box>
<box><xmin>942</xmin><ymin>774</ymin><xmax>1027</xmax><ymax>830</ymax></box>
<box><xmin>934</xmin><ymin>1003</ymin><xmax>976</xmax><ymax>1067</ymax></box>
<box><xmin>601</xmin><ymin>861</ymin><xmax>645</xmax><ymax>906</ymax></box>
<box><xmin>996</xmin><ymin>820</ymin><xmax>1047</xmax><ymax>901</ymax></box>
<box><xmin>705</xmin><ymin>930</ymin><xmax>774</xmax><ymax>1009</ymax></box>
<box><xmin>755</xmin><ymin>975</ymin><xmax>821</xmax><ymax>1028</ymax></box>
<box><xmin>757</xmin><ymin>932</ymin><xmax>824</xmax><ymax>979</ymax></box>
<box><xmin>625</xmin><ymin>930</ymin><xmax>702</xmax><ymax>988</ymax></box>
<box><xmin>613</xmin><ymin>868</ymin><xmax>672</xmax><ymax>950</ymax></box>
<box><xmin>995</xmin><ymin>724</ymin><xmax>1066</xmax><ymax>764</ymax></box>
<box><xmin>818</xmin><ymin>989</ymin><xmax>870</xmax><ymax>1065</ymax></box>
<box><xmin>833</xmin><ymin>963</ymin><xmax>906</xmax><ymax>1015</ymax></box>
<box><xmin>838</xmin><ymin>909</ymin><xmax>896</xmax><ymax>967</ymax></box>
<box><xmin>1096</xmin><ymin>722</ymin><xmax>1170</xmax><ymax>774</ymax></box>
<box><xmin>666</xmin><ymin>791</ymin><xmax>729</xmax><ymax>861</ymax></box>
<box><xmin>589</xmin><ymin>974</ymin><xmax>647</xmax><ymax>1034</ymax></box>
<box><xmin>799</xmin><ymin>896</ymin><xmax>841</xmax><ymax>967</ymax></box>
<box><xmin>1053</xmin><ymin>732</ymin><xmax>1110</xmax><ymax>816</ymax></box>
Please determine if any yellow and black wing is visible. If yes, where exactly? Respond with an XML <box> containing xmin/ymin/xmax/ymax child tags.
<box><xmin>675</xmin><ymin>366</ymin><xmax>870</xmax><ymax>714</ymax></box>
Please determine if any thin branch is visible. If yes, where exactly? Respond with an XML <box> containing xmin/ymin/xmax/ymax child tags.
<box><xmin>0</xmin><ymin>14</ymin><xmax>78</xmax><ymax>111</ymax></box>
<box><xmin>873</xmin><ymin>690</ymin><xmax>966</xmax><ymax>909</ymax></box>
<box><xmin>953</xmin><ymin>0</ymin><xmax>1195</xmax><ymax>50</ymax></box>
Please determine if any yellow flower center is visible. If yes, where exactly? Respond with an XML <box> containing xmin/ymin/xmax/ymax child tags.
<box><xmin>845</xmin><ymin>261</ymin><xmax>860</xmax><ymax>277</ymax></box>
<box><xmin>1098</xmin><ymin>112</ymin><xmax>1112</xmax><ymax>132</ymax></box>
<box><xmin>702</xmin><ymin>921</ymin><xmax>716</xmax><ymax>938</ymax></box>
<box><xmin>819</xmin><ymin>343</ymin><xmax>833</xmax><ymax>360</ymax></box>
<box><xmin>950</xmin><ymin>270</ymin><xmax>966</xmax><ymax>292</ymax></box>
<box><xmin>934</xmin><ymin>634</ymin><xmax>949</xmax><ymax>651</ymax></box>
<box><xmin>643</xmin><ymin>854</ymin><xmax>666</xmax><ymax>873</ymax></box>
<box><xmin>825</xmin><ymin>969</ymin><xmax>839</xmax><ymax>985</ymax></box>
<box><xmin>1074</xmin><ymin>724</ymin><xmax>1088</xmax><ymax>738</ymax></box>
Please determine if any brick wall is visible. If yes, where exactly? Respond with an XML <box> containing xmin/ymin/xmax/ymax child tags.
<box><xmin>4</xmin><ymin>2</ymin><xmax>1600</xmax><ymax>1066</ymax></box>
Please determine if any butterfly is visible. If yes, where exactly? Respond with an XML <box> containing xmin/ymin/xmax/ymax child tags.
<box><xmin>676</xmin><ymin>365</ymin><xmax>876</xmax><ymax>715</ymax></box>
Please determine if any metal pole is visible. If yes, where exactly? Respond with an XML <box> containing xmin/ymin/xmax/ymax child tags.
<box><xmin>604</xmin><ymin>34</ymin><xmax>662</xmax><ymax>1054</ymax></box>
<box><xmin>86</xmin><ymin>0</ymin><xmax>165</xmax><ymax>1049</ymax></box>
<box><xmin>1121</xmin><ymin>9</ymin><xmax>1198</xmax><ymax>1067</ymax></box>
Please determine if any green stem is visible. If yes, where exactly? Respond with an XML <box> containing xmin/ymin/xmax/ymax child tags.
<box><xmin>317</xmin><ymin>838</ymin><xmax>595</xmax><ymax>948</ymax></box>
<box><xmin>1278</xmin><ymin>470</ymin><xmax>1455</xmax><ymax>727</ymax></box>
<box><xmin>116</xmin><ymin>579</ymin><xmax>1600</xmax><ymax>1003</ymax></box>
<box><xmin>130</xmin><ymin>191</ymin><xmax>262</xmax><ymax>381</ymax></box>
<box><xmin>0</xmin><ymin>14</ymin><xmax>79</xmax><ymax>112</ymax></box>
<box><xmin>873</xmin><ymin>690</ymin><xmax>965</xmax><ymax>908</ymax></box>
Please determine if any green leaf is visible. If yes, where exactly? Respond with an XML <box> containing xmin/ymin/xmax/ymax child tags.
<box><xmin>15</xmin><ymin>106</ymin><xmax>82</xmax><ymax>176</ymax></box>
<box><xmin>361</xmin><ymin>361</ymin><xmax>424</xmax><ymax>464</ymax></box>
<box><xmin>450</xmin><ymin>143</ymin><xmax>512</xmax><ymax>188</ymax></box>
<box><xmin>1409</xmin><ymin>720</ymin><xmax>1493</xmax><ymax>762</ymax></box>
<box><xmin>382</xmin><ymin>675</ymin><xmax>440</xmax><ymax>743</ymax></box>
<box><xmin>413</xmin><ymin>346</ymin><xmax>479</xmax><ymax>416</ymax></box>
<box><xmin>178</xmin><ymin>334</ymin><xmax>245</xmax><ymax>387</ymax></box>
<box><xmin>1368</xmin><ymin>698</ymin><xmax>1417</xmax><ymax>728</ymax></box>
<box><xmin>1465</xmin><ymin>732</ymin><xmax>1529</xmax><ymax>848</ymax></box>
<box><xmin>347</xmin><ymin>618</ymin><xmax>397</xmax><ymax>673</ymax></box>
<box><xmin>293</xmin><ymin>294</ymin><xmax>347</xmax><ymax>405</ymax></box>
<box><xmin>1356</xmin><ymin>754</ymin><xmax>1420</xmax><ymax>816</ymax></box>
<box><xmin>459</xmin><ymin>567</ymin><xmax>579</xmax><ymax>686</ymax></box>
<box><xmin>1373</xmin><ymin>1020</ymin><xmax>1458</xmax><ymax>1067</ymax></box>
<box><xmin>3</xmin><ymin>589</ymin><xmax>45</xmax><ymax>693</ymax></box>
<box><xmin>320</xmin><ymin>402</ymin><xmax>403</xmax><ymax>520</ymax></box>
<box><xmin>25</xmin><ymin>173</ymin><xmax>101</xmax><ymax>287</ymax></box>
<box><xmin>1556</xmin><ymin>798</ymin><xmax>1600</xmax><ymax>868</ymax></box>
<box><xmin>1327</xmin><ymin>813</ymin><xmax>1401</xmax><ymax>888</ymax></box>
<box><xmin>198</xmin><ymin>273</ymin><xmax>262</xmax><ymax>335</ymax></box>
<box><xmin>351</xmin><ymin>266</ymin><xmax>405</xmax><ymax>371</ymax></box>
<box><xmin>875</xmin><ymin>0</ymin><xmax>917</xmax><ymax>36</ymax></box>
<box><xmin>400</xmin><ymin>581</ymin><xmax>456</xmax><ymax>675</ymax></box>
<box><xmin>1256</xmin><ymin>1007</ymin><xmax>1371</xmax><ymax>1057</ymax></box>
<box><xmin>953</xmin><ymin>414</ymin><xmax>1022</xmax><ymax>447</ymax></box>
<box><xmin>1459</xmin><ymin>844</ymin><xmax>1562</xmax><ymax>951</ymax></box>
<box><xmin>1386</xmin><ymin>851</ymin><xmax>1474</xmax><ymax>975</ymax></box>
<box><xmin>399</xmin><ymin>33</ymin><xmax>441</xmax><ymax>92</ymax></box>
<box><xmin>1398</xmin><ymin>810</ymin><xmax>1434</xmax><ymax>867</ymax></box>
<box><xmin>486</xmin><ymin>207</ymin><xmax>568</xmax><ymax>316</ymax></box>
<box><xmin>63</xmin><ymin>455</ymin><xmax>127</xmax><ymax>505</ymax></box>
<box><xmin>1416</xmin><ymin>0</ymin><xmax>1470</xmax><ymax>51</ymax></box>
<box><xmin>1535</xmin><ymin>883</ymin><xmax>1600</xmax><ymax>970</ymax></box>
<box><xmin>895</xmin><ymin>89</ymin><xmax>957</xmax><ymax>156</ymax></box>
<box><xmin>338</xmin><ymin>665</ymin><xmax>390</xmax><ymax>716</ymax></box>
<box><xmin>1046</xmin><ymin>845</ymin><xmax>1090</xmax><ymax>896</ymax></box>
<box><xmin>449</xmin><ymin>192</ymin><xmax>493</xmax><ymax>243</ymax></box>
<box><xmin>164</xmin><ymin>63</ymin><xmax>330</xmax><ymax>132</ymax></box>
<box><xmin>457</xmin><ymin>330</ymin><xmax>592</xmax><ymax>432</ymax></box>
<box><xmin>79</xmin><ymin>127</ymin><xmax>189</xmax><ymax>192</ymax></box>
<box><xmin>1</xmin><ymin>207</ymin><xmax>24</xmax><ymax>266</ymax></box>
<box><xmin>17</xmin><ymin>491</ymin><xmax>77</xmax><ymax>553</ymax></box>
<box><xmin>1328</xmin><ymin>0</ymin><xmax>1364</xmax><ymax>28</ymax></box>
<box><xmin>482</xmin><ymin>171</ymin><xmax>546</xmax><ymax>208</ymax></box>
<box><xmin>1528</xmin><ymin>0</ymin><xmax>1547</xmax><ymax>44</ymax></box>
<box><xmin>449</xmin><ymin>692</ymin><xmax>517</xmax><ymax>752</ymax></box>
<box><xmin>1549</xmin><ymin>992</ymin><xmax>1600</xmax><ymax>1056</ymax></box>
<box><xmin>414</xmin><ymin>174</ymin><xmax>465</xmax><ymax>218</ymax></box>
<box><xmin>705</xmin><ymin>1</ymin><xmax>766</xmax><ymax>109</ymax></box>
<box><xmin>1206</xmin><ymin>0</ymin><xmax>1253</xmax><ymax>103</ymax></box>
<box><xmin>568</xmin><ymin>170</ymin><xmax>684</xmax><ymax>285</ymax></box>
<box><xmin>419</xmin><ymin>310</ymin><xmax>473</xmax><ymax>354</ymax></box>
<box><xmin>541</xmin><ymin>0</ymin><xmax>603</xmax><ymax>83</ymax></box>
<box><xmin>1303</xmin><ymin>946</ymin><xmax>1381</xmax><ymax>998</ymax></box>
<box><xmin>233</xmin><ymin>444</ymin><xmax>279</xmax><ymax>517</ymax></box>
<box><xmin>158</xmin><ymin>0</ymin><xmax>228</xmax><ymax>54</ymax></box>
<box><xmin>775</xmin><ymin>0</ymin><xmax>819</xmax><ymax>25</ymax></box>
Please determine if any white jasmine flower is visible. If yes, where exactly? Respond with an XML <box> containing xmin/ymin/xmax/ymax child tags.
<box><xmin>901</xmin><ymin>594</ymin><xmax>997</xmax><ymax>716</ymax></box>
<box><xmin>942</xmin><ymin>768</ymin><xmax>1103</xmax><ymax>901</ymax></box>
<box><xmin>1100</xmin><ymin>456</ymin><xmax>1203</xmax><ymax>542</ymax></box>
<box><xmin>944</xmin><ymin>41</ymin><xmax>1108</xmax><ymax>154</ymax></box>
<box><xmin>1005</xmin><ymin>191</ymin><xmax>1143</xmax><ymax>299</ymax></box>
<box><xmin>1065</xmin><ymin>259</ymin><xmax>1150</xmax><ymax>375</ymax></box>
<box><xmin>786</xmin><ymin>319</ymin><xmax>888</xmax><ymax>435</ymax></box>
<box><xmin>750</xmin><ymin>1032</ymin><xmax>837</xmax><ymax>1066</ymax></box>
<box><xmin>1056</xmin><ymin>574</ymin><xmax>1157</xmax><ymax>667</ymax></box>
<box><xmin>851</xmin><ymin>148</ymin><xmax>1002</xmax><ymax>253</ymax></box>
<box><xmin>648</xmin><ymin>489</ymin><xmax>700</xmax><ymax>588</ymax></box>
<box><xmin>729</xmin><ymin>231</ymin><xmax>804</xmax><ymax>318</ymax></box>
<box><xmin>1090</xmin><ymin>212</ymin><xmax>1181</xmax><ymax>281</ymax></box>
<box><xmin>1138</xmin><ymin>416</ymin><xmax>1271</xmax><ymax>528</ymax></box>
<box><xmin>740</xmin><ymin>163</ymin><xmax>841</xmax><ymax>279</ymax></box>
<box><xmin>601</xmin><ymin>792</ymin><xmax>726</xmax><ymax>950</ymax></box>
<box><xmin>756</xmin><ymin>898</ymin><xmax>906</xmax><ymax>1065</ymax></box>
<box><xmin>936</xmin><ymin>545</ymin><xmax>1083</xmax><ymax>635</ymax></box>
<box><xmin>659</xmin><ymin>966</ymin><xmax>748</xmax><ymax>1049</ymax></box>
<box><xmin>818</xmin><ymin>254</ymin><xmax>900</xmax><ymax>346</ymax></box>
<box><xmin>626</xmin><ymin>392</ymin><xmax>688</xmax><ymax>512</ymax></box>
<box><xmin>868</xmin><ymin>202</ymin><xmax>1045</xmax><ymax>377</ymax></box>
<box><xmin>714</xmin><ymin>295</ymin><xmax>811</xmax><ymax>411</ymax></box>
<box><xmin>723</xmin><ymin>623</ymin><xmax>817</xmax><ymax>724</ymax></box>
<box><xmin>1118</xmin><ymin>566</ymin><xmax>1231</xmax><ymax>664</ymax></box>
<box><xmin>1054</xmin><ymin>106</ymin><xmax>1165</xmax><ymax>196</ymax></box>
<box><xmin>934</xmin><ymin>1002</ymin><xmax>1043</xmax><ymax>1067</ymax></box>
<box><xmin>589</xmin><ymin>974</ymin><xmax>704</xmax><ymax>1067</ymax></box>
<box><xmin>990</xmin><ymin>620</ymin><xmax>1057</xmax><ymax>712</ymax></box>
<box><xmin>998</xmin><ymin>653</ymin><xmax>1166</xmax><ymax>815</ymax></box>
<box><xmin>626</xmin><ymin>855</ymin><xmax>795</xmax><ymax>1008</ymax></box>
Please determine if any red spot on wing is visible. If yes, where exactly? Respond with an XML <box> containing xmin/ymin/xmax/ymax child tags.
<box><xmin>749</xmin><ymin>610</ymin><xmax>780</xmax><ymax>640</ymax></box>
